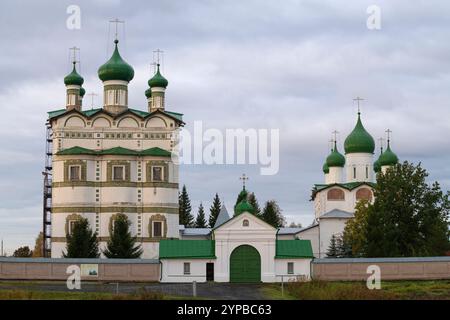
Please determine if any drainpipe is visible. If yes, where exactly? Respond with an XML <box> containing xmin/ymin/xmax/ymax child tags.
<box><xmin>159</xmin><ymin>260</ymin><xmax>163</xmax><ymax>282</ymax></box>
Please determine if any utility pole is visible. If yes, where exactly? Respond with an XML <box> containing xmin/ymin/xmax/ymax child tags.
<box><xmin>1</xmin><ymin>239</ymin><xmax>3</xmax><ymax>257</ymax></box>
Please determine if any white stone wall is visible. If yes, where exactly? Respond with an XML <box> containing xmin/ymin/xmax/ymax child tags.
<box><xmin>213</xmin><ymin>213</ymin><xmax>278</xmax><ymax>283</ymax></box>
<box><xmin>160</xmin><ymin>259</ymin><xmax>215</xmax><ymax>283</ymax></box>
<box><xmin>344</xmin><ymin>153</ymin><xmax>374</xmax><ymax>182</ymax></box>
<box><xmin>326</xmin><ymin>167</ymin><xmax>343</xmax><ymax>184</ymax></box>
<box><xmin>318</xmin><ymin>218</ymin><xmax>349</xmax><ymax>258</ymax></box>
<box><xmin>274</xmin><ymin>259</ymin><xmax>311</xmax><ymax>282</ymax></box>
<box><xmin>295</xmin><ymin>225</ymin><xmax>320</xmax><ymax>258</ymax></box>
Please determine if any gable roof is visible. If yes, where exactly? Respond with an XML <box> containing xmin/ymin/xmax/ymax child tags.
<box><xmin>56</xmin><ymin>146</ymin><xmax>172</xmax><ymax>157</ymax></box>
<box><xmin>212</xmin><ymin>211</ymin><xmax>276</xmax><ymax>232</ymax></box>
<box><xmin>275</xmin><ymin>240</ymin><xmax>313</xmax><ymax>259</ymax></box>
<box><xmin>311</xmin><ymin>181</ymin><xmax>376</xmax><ymax>200</ymax></box>
<box><xmin>319</xmin><ymin>209</ymin><xmax>354</xmax><ymax>219</ymax></box>
<box><xmin>214</xmin><ymin>205</ymin><xmax>230</xmax><ymax>228</ymax></box>
<box><xmin>159</xmin><ymin>240</ymin><xmax>215</xmax><ymax>259</ymax></box>
<box><xmin>47</xmin><ymin>107</ymin><xmax>184</xmax><ymax>125</ymax></box>
<box><xmin>181</xmin><ymin>228</ymin><xmax>211</xmax><ymax>236</ymax></box>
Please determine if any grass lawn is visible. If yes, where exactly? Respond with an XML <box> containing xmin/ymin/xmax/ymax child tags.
<box><xmin>263</xmin><ymin>280</ymin><xmax>450</xmax><ymax>300</ymax></box>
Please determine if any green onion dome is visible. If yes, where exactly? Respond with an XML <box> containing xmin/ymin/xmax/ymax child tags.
<box><xmin>79</xmin><ymin>87</ymin><xmax>86</xmax><ymax>97</ymax></box>
<box><xmin>145</xmin><ymin>88</ymin><xmax>152</xmax><ymax>98</ymax></box>
<box><xmin>148</xmin><ymin>64</ymin><xmax>168</xmax><ymax>88</ymax></box>
<box><xmin>374</xmin><ymin>159</ymin><xmax>381</xmax><ymax>173</ymax></box>
<box><xmin>326</xmin><ymin>143</ymin><xmax>346</xmax><ymax>167</ymax></box>
<box><xmin>98</xmin><ymin>40</ymin><xmax>134</xmax><ymax>82</ymax></box>
<box><xmin>64</xmin><ymin>62</ymin><xmax>84</xmax><ymax>86</ymax></box>
<box><xmin>378</xmin><ymin>142</ymin><xmax>398</xmax><ymax>166</ymax></box>
<box><xmin>323</xmin><ymin>162</ymin><xmax>330</xmax><ymax>174</ymax></box>
<box><xmin>344</xmin><ymin>113</ymin><xmax>375</xmax><ymax>154</ymax></box>
<box><xmin>235</xmin><ymin>199</ymin><xmax>255</xmax><ymax>215</ymax></box>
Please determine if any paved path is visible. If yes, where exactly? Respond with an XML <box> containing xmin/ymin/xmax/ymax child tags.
<box><xmin>0</xmin><ymin>281</ymin><xmax>269</xmax><ymax>300</ymax></box>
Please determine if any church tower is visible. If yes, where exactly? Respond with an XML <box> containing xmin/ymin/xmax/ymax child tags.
<box><xmin>324</xmin><ymin>140</ymin><xmax>345</xmax><ymax>184</ymax></box>
<box><xmin>47</xmin><ymin>27</ymin><xmax>184</xmax><ymax>259</ymax></box>
<box><xmin>378</xmin><ymin>132</ymin><xmax>399</xmax><ymax>173</ymax></box>
<box><xmin>343</xmin><ymin>111</ymin><xmax>375</xmax><ymax>182</ymax></box>
<box><xmin>98</xmin><ymin>39</ymin><xmax>135</xmax><ymax>114</ymax></box>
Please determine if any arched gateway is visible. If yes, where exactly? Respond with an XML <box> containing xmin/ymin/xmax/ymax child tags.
<box><xmin>229</xmin><ymin>245</ymin><xmax>261</xmax><ymax>283</ymax></box>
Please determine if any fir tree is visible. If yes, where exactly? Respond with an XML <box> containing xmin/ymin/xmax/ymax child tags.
<box><xmin>13</xmin><ymin>246</ymin><xmax>32</xmax><ymax>257</ymax></box>
<box><xmin>103</xmin><ymin>214</ymin><xmax>143</xmax><ymax>259</ymax></box>
<box><xmin>179</xmin><ymin>185</ymin><xmax>194</xmax><ymax>227</ymax></box>
<box><xmin>32</xmin><ymin>232</ymin><xmax>44</xmax><ymax>257</ymax></box>
<box><xmin>63</xmin><ymin>218</ymin><xmax>100</xmax><ymax>258</ymax></box>
<box><xmin>248</xmin><ymin>192</ymin><xmax>262</xmax><ymax>217</ymax></box>
<box><xmin>195</xmin><ymin>203</ymin><xmax>207</xmax><ymax>228</ymax></box>
<box><xmin>209</xmin><ymin>193</ymin><xmax>222</xmax><ymax>228</ymax></box>
<box><xmin>234</xmin><ymin>188</ymin><xmax>248</xmax><ymax>213</ymax></box>
<box><xmin>262</xmin><ymin>200</ymin><xmax>286</xmax><ymax>228</ymax></box>
<box><xmin>326</xmin><ymin>235</ymin><xmax>339</xmax><ymax>258</ymax></box>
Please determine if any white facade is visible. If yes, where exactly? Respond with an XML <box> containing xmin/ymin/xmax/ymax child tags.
<box><xmin>345</xmin><ymin>153</ymin><xmax>374</xmax><ymax>182</ymax></box>
<box><xmin>160</xmin><ymin>212</ymin><xmax>313</xmax><ymax>283</ymax></box>
<box><xmin>49</xmin><ymin>108</ymin><xmax>182</xmax><ymax>258</ymax></box>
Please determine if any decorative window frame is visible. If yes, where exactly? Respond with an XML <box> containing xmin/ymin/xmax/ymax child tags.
<box><xmin>64</xmin><ymin>160</ymin><xmax>87</xmax><ymax>182</ymax></box>
<box><xmin>146</xmin><ymin>161</ymin><xmax>169</xmax><ymax>182</ymax></box>
<box><xmin>183</xmin><ymin>262</ymin><xmax>191</xmax><ymax>275</ymax></box>
<box><xmin>148</xmin><ymin>214</ymin><xmax>167</xmax><ymax>238</ymax></box>
<box><xmin>242</xmin><ymin>219</ymin><xmax>249</xmax><ymax>227</ymax></box>
<box><xmin>112</xmin><ymin>165</ymin><xmax>126</xmax><ymax>181</ymax></box>
<box><xmin>107</xmin><ymin>161</ymin><xmax>130</xmax><ymax>183</ymax></box>
<box><xmin>65</xmin><ymin>213</ymin><xmax>82</xmax><ymax>236</ymax></box>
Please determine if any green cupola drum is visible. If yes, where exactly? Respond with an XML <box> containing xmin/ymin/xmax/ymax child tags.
<box><xmin>148</xmin><ymin>63</ymin><xmax>168</xmax><ymax>112</ymax></box>
<box><xmin>64</xmin><ymin>61</ymin><xmax>84</xmax><ymax>111</ymax></box>
<box><xmin>98</xmin><ymin>39</ymin><xmax>134</xmax><ymax>114</ymax></box>
<box><xmin>344</xmin><ymin>112</ymin><xmax>375</xmax><ymax>154</ymax></box>
<box><xmin>378</xmin><ymin>139</ymin><xmax>399</xmax><ymax>171</ymax></box>
<box><xmin>324</xmin><ymin>140</ymin><xmax>345</xmax><ymax>184</ymax></box>
<box><xmin>344</xmin><ymin>110</ymin><xmax>376</xmax><ymax>182</ymax></box>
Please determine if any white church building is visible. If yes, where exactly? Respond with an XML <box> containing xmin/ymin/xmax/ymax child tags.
<box><xmin>45</xmin><ymin>31</ymin><xmax>399</xmax><ymax>282</ymax></box>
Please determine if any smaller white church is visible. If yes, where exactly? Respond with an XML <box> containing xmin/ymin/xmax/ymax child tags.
<box><xmin>160</xmin><ymin>198</ymin><xmax>313</xmax><ymax>283</ymax></box>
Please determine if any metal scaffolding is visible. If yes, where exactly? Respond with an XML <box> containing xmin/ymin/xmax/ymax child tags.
<box><xmin>42</xmin><ymin>120</ymin><xmax>53</xmax><ymax>257</ymax></box>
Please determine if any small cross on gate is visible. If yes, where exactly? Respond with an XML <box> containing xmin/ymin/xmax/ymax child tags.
<box><xmin>239</xmin><ymin>174</ymin><xmax>249</xmax><ymax>190</ymax></box>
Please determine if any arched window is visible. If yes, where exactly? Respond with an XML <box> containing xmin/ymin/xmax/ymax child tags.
<box><xmin>356</xmin><ymin>188</ymin><xmax>373</xmax><ymax>201</ymax></box>
<box><xmin>327</xmin><ymin>188</ymin><xmax>345</xmax><ymax>201</ymax></box>
<box><xmin>243</xmin><ymin>219</ymin><xmax>249</xmax><ymax>227</ymax></box>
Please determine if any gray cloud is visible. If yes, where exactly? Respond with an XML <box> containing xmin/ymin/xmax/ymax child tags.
<box><xmin>0</xmin><ymin>0</ymin><xmax>449</xmax><ymax>252</ymax></box>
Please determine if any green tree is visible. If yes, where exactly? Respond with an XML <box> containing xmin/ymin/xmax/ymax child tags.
<box><xmin>342</xmin><ymin>200</ymin><xmax>370</xmax><ymax>257</ymax></box>
<box><xmin>365</xmin><ymin>162</ymin><xmax>450</xmax><ymax>257</ymax></box>
<box><xmin>248</xmin><ymin>192</ymin><xmax>262</xmax><ymax>218</ymax></box>
<box><xmin>195</xmin><ymin>203</ymin><xmax>207</xmax><ymax>228</ymax></box>
<box><xmin>326</xmin><ymin>235</ymin><xmax>338</xmax><ymax>258</ymax></box>
<box><xmin>262</xmin><ymin>200</ymin><xmax>286</xmax><ymax>228</ymax></box>
<box><xmin>209</xmin><ymin>193</ymin><xmax>222</xmax><ymax>228</ymax></box>
<box><xmin>32</xmin><ymin>232</ymin><xmax>44</xmax><ymax>258</ymax></box>
<box><xmin>13</xmin><ymin>246</ymin><xmax>32</xmax><ymax>257</ymax></box>
<box><xmin>63</xmin><ymin>218</ymin><xmax>99</xmax><ymax>258</ymax></box>
<box><xmin>179</xmin><ymin>185</ymin><xmax>194</xmax><ymax>227</ymax></box>
<box><xmin>103</xmin><ymin>214</ymin><xmax>142</xmax><ymax>259</ymax></box>
<box><xmin>289</xmin><ymin>222</ymin><xmax>303</xmax><ymax>228</ymax></box>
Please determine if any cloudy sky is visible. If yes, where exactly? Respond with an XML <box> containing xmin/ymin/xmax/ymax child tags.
<box><xmin>0</xmin><ymin>0</ymin><xmax>449</xmax><ymax>253</ymax></box>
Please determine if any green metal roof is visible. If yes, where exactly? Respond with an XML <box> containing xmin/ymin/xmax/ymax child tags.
<box><xmin>344</xmin><ymin>113</ymin><xmax>375</xmax><ymax>154</ymax></box>
<box><xmin>159</xmin><ymin>240</ymin><xmax>216</xmax><ymax>259</ymax></box>
<box><xmin>57</xmin><ymin>146</ymin><xmax>171</xmax><ymax>157</ymax></box>
<box><xmin>64</xmin><ymin>62</ymin><xmax>84</xmax><ymax>86</ymax></box>
<box><xmin>275</xmin><ymin>240</ymin><xmax>313</xmax><ymax>259</ymax></box>
<box><xmin>378</xmin><ymin>142</ymin><xmax>398</xmax><ymax>166</ymax></box>
<box><xmin>235</xmin><ymin>199</ymin><xmax>255</xmax><ymax>215</ymax></box>
<box><xmin>322</xmin><ymin>162</ymin><xmax>329</xmax><ymax>174</ymax></box>
<box><xmin>47</xmin><ymin>108</ymin><xmax>183</xmax><ymax>123</ymax></box>
<box><xmin>148</xmin><ymin>64</ymin><xmax>168</xmax><ymax>88</ymax></box>
<box><xmin>326</xmin><ymin>143</ymin><xmax>345</xmax><ymax>167</ymax></box>
<box><xmin>98</xmin><ymin>40</ymin><xmax>134</xmax><ymax>82</ymax></box>
<box><xmin>314</xmin><ymin>181</ymin><xmax>376</xmax><ymax>192</ymax></box>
